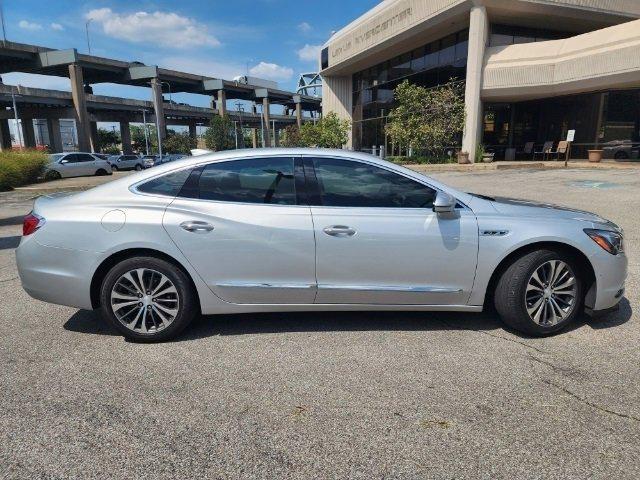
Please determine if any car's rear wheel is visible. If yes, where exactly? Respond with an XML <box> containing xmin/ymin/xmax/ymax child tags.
<box><xmin>95</xmin><ymin>168</ymin><xmax>108</xmax><ymax>176</ymax></box>
<box><xmin>494</xmin><ymin>249</ymin><xmax>583</xmax><ymax>336</ymax></box>
<box><xmin>99</xmin><ymin>256</ymin><xmax>198</xmax><ymax>342</ymax></box>
<box><xmin>135</xmin><ymin>164</ymin><xmax>143</xmax><ymax>171</ymax></box>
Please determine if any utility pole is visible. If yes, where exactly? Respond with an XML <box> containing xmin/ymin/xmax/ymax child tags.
<box><xmin>85</xmin><ymin>19</ymin><xmax>92</xmax><ymax>54</ymax></box>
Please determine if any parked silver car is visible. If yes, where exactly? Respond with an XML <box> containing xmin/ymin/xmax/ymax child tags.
<box><xmin>108</xmin><ymin>154</ymin><xmax>148</xmax><ymax>171</ymax></box>
<box><xmin>46</xmin><ymin>152</ymin><xmax>112</xmax><ymax>179</ymax></box>
<box><xmin>18</xmin><ymin>149</ymin><xmax>627</xmax><ymax>341</ymax></box>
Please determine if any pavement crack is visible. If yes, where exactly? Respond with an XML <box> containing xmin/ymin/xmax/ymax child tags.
<box><xmin>542</xmin><ymin>379</ymin><xmax>640</xmax><ymax>423</ymax></box>
<box><xmin>439</xmin><ymin>317</ymin><xmax>546</xmax><ymax>353</ymax></box>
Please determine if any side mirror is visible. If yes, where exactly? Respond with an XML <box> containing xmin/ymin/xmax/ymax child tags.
<box><xmin>59</xmin><ymin>159</ymin><xmax>68</xmax><ymax>164</ymax></box>
<box><xmin>433</xmin><ymin>191</ymin><xmax>456</xmax><ymax>214</ymax></box>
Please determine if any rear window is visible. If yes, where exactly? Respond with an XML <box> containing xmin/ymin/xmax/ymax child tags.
<box><xmin>137</xmin><ymin>169</ymin><xmax>191</xmax><ymax>197</ymax></box>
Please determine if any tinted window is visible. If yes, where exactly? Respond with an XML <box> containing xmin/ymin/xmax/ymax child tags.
<box><xmin>123</xmin><ymin>155</ymin><xmax>138</xmax><ymax>161</ymax></box>
<box><xmin>311</xmin><ymin>158</ymin><xmax>436</xmax><ymax>208</ymax></box>
<box><xmin>198</xmin><ymin>157</ymin><xmax>296</xmax><ymax>205</ymax></box>
<box><xmin>137</xmin><ymin>169</ymin><xmax>191</xmax><ymax>197</ymax></box>
<box><xmin>76</xmin><ymin>154</ymin><xmax>95</xmax><ymax>162</ymax></box>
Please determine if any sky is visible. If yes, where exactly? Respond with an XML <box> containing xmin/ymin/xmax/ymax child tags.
<box><xmin>0</xmin><ymin>0</ymin><xmax>378</xmax><ymax>108</ymax></box>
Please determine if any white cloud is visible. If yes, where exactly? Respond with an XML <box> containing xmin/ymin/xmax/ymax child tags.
<box><xmin>86</xmin><ymin>8</ymin><xmax>220</xmax><ymax>48</ymax></box>
<box><xmin>297</xmin><ymin>22</ymin><xmax>312</xmax><ymax>33</ymax></box>
<box><xmin>18</xmin><ymin>20</ymin><xmax>42</xmax><ymax>31</ymax></box>
<box><xmin>297</xmin><ymin>44</ymin><xmax>322</xmax><ymax>62</ymax></box>
<box><xmin>249</xmin><ymin>62</ymin><xmax>293</xmax><ymax>82</ymax></box>
<box><xmin>50</xmin><ymin>23</ymin><xmax>64</xmax><ymax>31</ymax></box>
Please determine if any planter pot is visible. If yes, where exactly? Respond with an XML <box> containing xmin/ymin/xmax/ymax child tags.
<box><xmin>457</xmin><ymin>151</ymin><xmax>470</xmax><ymax>164</ymax></box>
<box><xmin>482</xmin><ymin>153</ymin><xmax>495</xmax><ymax>163</ymax></box>
<box><xmin>588</xmin><ymin>149</ymin><xmax>603</xmax><ymax>163</ymax></box>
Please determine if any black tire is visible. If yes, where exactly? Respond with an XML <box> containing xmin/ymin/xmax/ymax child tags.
<box><xmin>95</xmin><ymin>169</ymin><xmax>108</xmax><ymax>176</ymax></box>
<box><xmin>135</xmin><ymin>164</ymin><xmax>143</xmax><ymax>171</ymax></box>
<box><xmin>99</xmin><ymin>256</ymin><xmax>198</xmax><ymax>342</ymax></box>
<box><xmin>494</xmin><ymin>249</ymin><xmax>583</xmax><ymax>336</ymax></box>
<box><xmin>45</xmin><ymin>170</ymin><xmax>62</xmax><ymax>180</ymax></box>
<box><xmin>111</xmin><ymin>165</ymin><xmax>119</xmax><ymax>171</ymax></box>
<box><xmin>614</xmin><ymin>151</ymin><xmax>629</xmax><ymax>160</ymax></box>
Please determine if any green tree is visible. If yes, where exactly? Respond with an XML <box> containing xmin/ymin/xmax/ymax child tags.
<box><xmin>281</xmin><ymin>124</ymin><xmax>305</xmax><ymax>147</ymax></box>
<box><xmin>96</xmin><ymin>128</ymin><xmax>120</xmax><ymax>152</ymax></box>
<box><xmin>299</xmin><ymin>112</ymin><xmax>350</xmax><ymax>148</ymax></box>
<box><xmin>164</xmin><ymin>131</ymin><xmax>197</xmax><ymax>154</ymax></box>
<box><xmin>204</xmin><ymin>115</ymin><xmax>235</xmax><ymax>151</ymax></box>
<box><xmin>130</xmin><ymin>124</ymin><xmax>157</xmax><ymax>153</ymax></box>
<box><xmin>385</xmin><ymin>79</ymin><xmax>465</xmax><ymax>156</ymax></box>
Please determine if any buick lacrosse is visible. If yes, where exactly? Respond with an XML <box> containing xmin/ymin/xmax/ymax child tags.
<box><xmin>17</xmin><ymin>149</ymin><xmax>627</xmax><ymax>341</ymax></box>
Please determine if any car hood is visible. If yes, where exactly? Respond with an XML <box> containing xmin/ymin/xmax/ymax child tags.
<box><xmin>488</xmin><ymin>196</ymin><xmax>619</xmax><ymax>229</ymax></box>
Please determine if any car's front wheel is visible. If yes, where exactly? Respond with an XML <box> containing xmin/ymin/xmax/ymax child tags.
<box><xmin>99</xmin><ymin>256</ymin><xmax>198</xmax><ymax>342</ymax></box>
<box><xmin>111</xmin><ymin>165</ymin><xmax>119</xmax><ymax>171</ymax></box>
<box><xmin>135</xmin><ymin>164</ymin><xmax>143</xmax><ymax>171</ymax></box>
<box><xmin>494</xmin><ymin>249</ymin><xmax>583</xmax><ymax>336</ymax></box>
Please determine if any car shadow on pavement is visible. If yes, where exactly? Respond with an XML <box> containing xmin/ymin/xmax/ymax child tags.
<box><xmin>0</xmin><ymin>236</ymin><xmax>20</xmax><ymax>250</ymax></box>
<box><xmin>63</xmin><ymin>298</ymin><xmax>632</xmax><ymax>341</ymax></box>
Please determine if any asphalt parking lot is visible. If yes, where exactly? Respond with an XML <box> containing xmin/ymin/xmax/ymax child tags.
<box><xmin>0</xmin><ymin>167</ymin><xmax>638</xmax><ymax>479</ymax></box>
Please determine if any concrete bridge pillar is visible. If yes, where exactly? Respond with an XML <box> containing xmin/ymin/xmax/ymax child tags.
<box><xmin>188</xmin><ymin>122</ymin><xmax>197</xmax><ymax>139</ymax></box>
<box><xmin>89</xmin><ymin>121</ymin><xmax>99</xmax><ymax>152</ymax></box>
<box><xmin>151</xmin><ymin>78</ymin><xmax>166</xmax><ymax>140</ymax></box>
<box><xmin>68</xmin><ymin>64</ymin><xmax>92</xmax><ymax>152</ymax></box>
<box><xmin>120</xmin><ymin>121</ymin><xmax>132</xmax><ymax>154</ymax></box>
<box><xmin>217</xmin><ymin>89</ymin><xmax>227</xmax><ymax>116</ymax></box>
<box><xmin>46</xmin><ymin>118</ymin><xmax>63</xmax><ymax>153</ymax></box>
<box><xmin>262</xmin><ymin>98</ymin><xmax>271</xmax><ymax>148</ymax></box>
<box><xmin>22</xmin><ymin>119</ymin><xmax>36</xmax><ymax>148</ymax></box>
<box><xmin>0</xmin><ymin>119</ymin><xmax>12</xmax><ymax>151</ymax></box>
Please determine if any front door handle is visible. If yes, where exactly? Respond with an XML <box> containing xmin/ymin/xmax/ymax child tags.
<box><xmin>180</xmin><ymin>220</ymin><xmax>214</xmax><ymax>233</ymax></box>
<box><xmin>323</xmin><ymin>225</ymin><xmax>356</xmax><ymax>237</ymax></box>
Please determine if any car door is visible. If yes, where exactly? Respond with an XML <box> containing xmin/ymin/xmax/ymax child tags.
<box><xmin>123</xmin><ymin>155</ymin><xmax>139</xmax><ymax>169</ymax></box>
<box><xmin>304</xmin><ymin>156</ymin><xmax>479</xmax><ymax>305</ymax></box>
<box><xmin>163</xmin><ymin>156</ymin><xmax>317</xmax><ymax>304</ymax></box>
<box><xmin>74</xmin><ymin>153</ymin><xmax>97</xmax><ymax>175</ymax></box>
<box><xmin>60</xmin><ymin>153</ymin><xmax>85</xmax><ymax>177</ymax></box>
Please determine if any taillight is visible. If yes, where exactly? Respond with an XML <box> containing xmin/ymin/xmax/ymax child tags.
<box><xmin>23</xmin><ymin>212</ymin><xmax>45</xmax><ymax>236</ymax></box>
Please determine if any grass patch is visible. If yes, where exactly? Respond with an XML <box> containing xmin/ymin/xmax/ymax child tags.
<box><xmin>0</xmin><ymin>149</ymin><xmax>49</xmax><ymax>191</ymax></box>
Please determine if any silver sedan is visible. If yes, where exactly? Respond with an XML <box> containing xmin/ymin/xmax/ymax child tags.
<box><xmin>17</xmin><ymin>149</ymin><xmax>627</xmax><ymax>341</ymax></box>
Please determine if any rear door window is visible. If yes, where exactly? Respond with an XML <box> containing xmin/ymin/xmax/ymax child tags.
<box><xmin>137</xmin><ymin>169</ymin><xmax>192</xmax><ymax>197</ymax></box>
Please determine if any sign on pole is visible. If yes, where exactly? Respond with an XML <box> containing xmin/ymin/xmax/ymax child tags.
<box><xmin>566</xmin><ymin>130</ymin><xmax>576</xmax><ymax>142</ymax></box>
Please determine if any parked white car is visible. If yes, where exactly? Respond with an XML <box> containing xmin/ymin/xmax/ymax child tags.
<box><xmin>46</xmin><ymin>153</ymin><xmax>112</xmax><ymax>179</ymax></box>
<box><xmin>108</xmin><ymin>154</ymin><xmax>147</xmax><ymax>171</ymax></box>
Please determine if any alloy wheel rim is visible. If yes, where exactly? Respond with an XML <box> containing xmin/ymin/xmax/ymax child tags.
<box><xmin>110</xmin><ymin>268</ymin><xmax>179</xmax><ymax>334</ymax></box>
<box><xmin>525</xmin><ymin>260</ymin><xmax>577</xmax><ymax>326</ymax></box>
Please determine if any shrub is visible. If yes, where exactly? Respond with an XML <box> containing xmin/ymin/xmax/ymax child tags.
<box><xmin>204</xmin><ymin>115</ymin><xmax>235</xmax><ymax>151</ymax></box>
<box><xmin>164</xmin><ymin>131</ymin><xmax>197</xmax><ymax>154</ymax></box>
<box><xmin>386</xmin><ymin>155</ymin><xmax>455</xmax><ymax>165</ymax></box>
<box><xmin>0</xmin><ymin>149</ymin><xmax>49</xmax><ymax>191</ymax></box>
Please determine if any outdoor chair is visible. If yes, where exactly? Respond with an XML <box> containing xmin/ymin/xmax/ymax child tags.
<box><xmin>517</xmin><ymin>142</ymin><xmax>534</xmax><ymax>159</ymax></box>
<box><xmin>548</xmin><ymin>140</ymin><xmax>569</xmax><ymax>161</ymax></box>
<box><xmin>533</xmin><ymin>141</ymin><xmax>554</xmax><ymax>160</ymax></box>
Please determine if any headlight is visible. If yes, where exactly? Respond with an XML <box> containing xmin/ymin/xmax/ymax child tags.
<box><xmin>584</xmin><ymin>228</ymin><xmax>624</xmax><ymax>255</ymax></box>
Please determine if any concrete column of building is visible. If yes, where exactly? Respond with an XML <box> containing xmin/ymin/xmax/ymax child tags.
<box><xmin>22</xmin><ymin>118</ymin><xmax>36</xmax><ymax>148</ymax></box>
<box><xmin>120</xmin><ymin>121</ymin><xmax>133</xmax><ymax>154</ymax></box>
<box><xmin>151</xmin><ymin>78</ymin><xmax>167</xmax><ymax>140</ymax></box>
<box><xmin>217</xmin><ymin>89</ymin><xmax>227</xmax><ymax>116</ymax></box>
<box><xmin>0</xmin><ymin>118</ymin><xmax>11</xmax><ymax>151</ymax></box>
<box><xmin>461</xmin><ymin>5</ymin><xmax>489</xmax><ymax>163</ymax></box>
<box><xmin>89</xmin><ymin>121</ymin><xmax>99</xmax><ymax>152</ymax></box>
<box><xmin>68</xmin><ymin>64</ymin><xmax>92</xmax><ymax>152</ymax></box>
<box><xmin>46</xmin><ymin>118</ymin><xmax>63</xmax><ymax>153</ymax></box>
<box><xmin>262</xmin><ymin>97</ymin><xmax>271</xmax><ymax>147</ymax></box>
<box><xmin>252</xmin><ymin>128</ymin><xmax>258</xmax><ymax>148</ymax></box>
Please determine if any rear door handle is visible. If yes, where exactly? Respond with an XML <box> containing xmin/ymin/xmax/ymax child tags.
<box><xmin>323</xmin><ymin>225</ymin><xmax>356</xmax><ymax>237</ymax></box>
<box><xmin>180</xmin><ymin>221</ymin><xmax>214</xmax><ymax>233</ymax></box>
